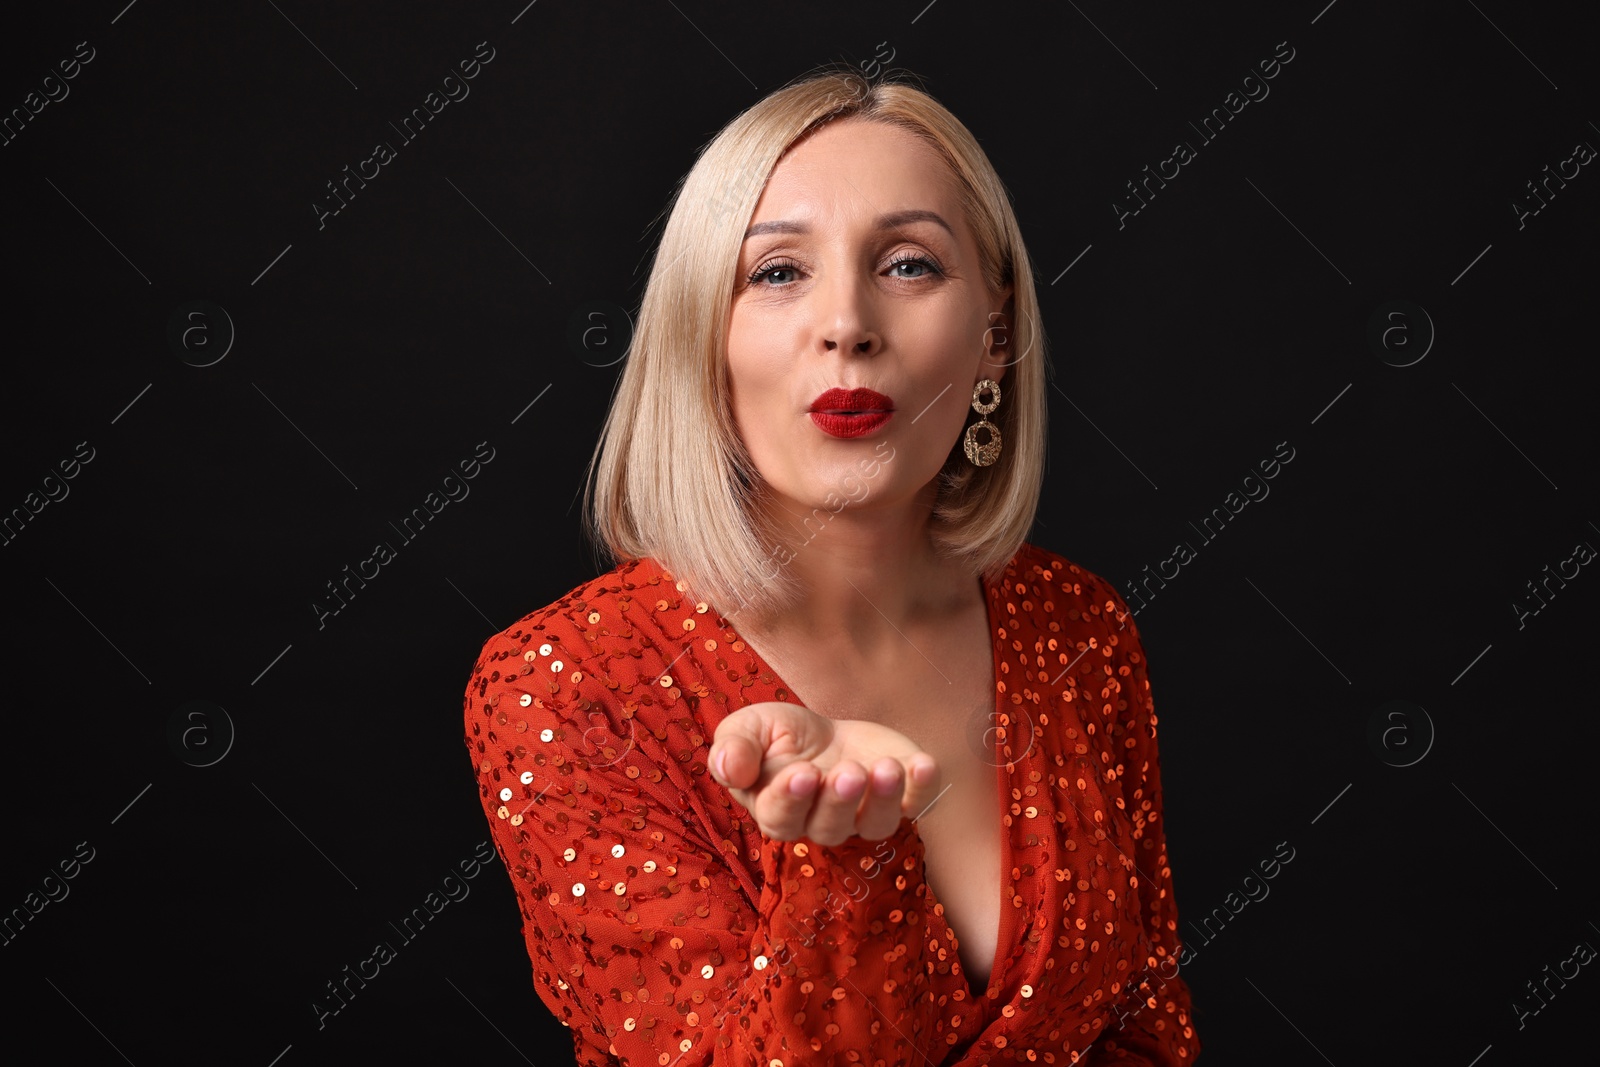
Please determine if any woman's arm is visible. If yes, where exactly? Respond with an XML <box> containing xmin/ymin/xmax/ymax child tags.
<box><xmin>464</xmin><ymin>628</ymin><xmax>952</xmax><ymax>1067</ymax></box>
<box><xmin>1078</xmin><ymin>583</ymin><xmax>1202</xmax><ymax>1064</ymax></box>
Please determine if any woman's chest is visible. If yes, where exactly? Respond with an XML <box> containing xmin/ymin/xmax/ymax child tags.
<box><xmin>736</xmin><ymin>602</ymin><xmax>1014</xmax><ymax>984</ymax></box>
<box><xmin>913</xmin><ymin>743</ymin><xmax>1007</xmax><ymax>991</ymax></box>
<box><xmin>807</xmin><ymin>666</ymin><xmax>1012</xmax><ymax>991</ymax></box>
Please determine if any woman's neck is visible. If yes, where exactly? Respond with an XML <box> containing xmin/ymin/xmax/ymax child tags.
<box><xmin>735</xmin><ymin>484</ymin><xmax>978</xmax><ymax>656</ymax></box>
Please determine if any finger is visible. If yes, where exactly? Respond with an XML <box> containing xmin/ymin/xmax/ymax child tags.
<box><xmin>710</xmin><ymin>702</ymin><xmax>825</xmax><ymax>789</ymax></box>
<box><xmin>855</xmin><ymin>757</ymin><xmax>907</xmax><ymax>841</ymax></box>
<box><xmin>804</xmin><ymin>758</ymin><xmax>870</xmax><ymax>847</ymax></box>
<box><xmin>754</xmin><ymin>760</ymin><xmax>824</xmax><ymax>841</ymax></box>
<box><xmin>899</xmin><ymin>754</ymin><xmax>942</xmax><ymax>818</ymax></box>
<box><xmin>708</xmin><ymin>707</ymin><xmax>769</xmax><ymax>790</ymax></box>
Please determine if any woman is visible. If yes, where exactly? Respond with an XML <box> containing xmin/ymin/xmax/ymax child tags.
<box><xmin>464</xmin><ymin>67</ymin><xmax>1200</xmax><ymax>1065</ymax></box>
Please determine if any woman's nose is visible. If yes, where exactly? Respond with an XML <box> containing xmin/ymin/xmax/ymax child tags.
<box><xmin>815</xmin><ymin>271</ymin><xmax>880</xmax><ymax>357</ymax></box>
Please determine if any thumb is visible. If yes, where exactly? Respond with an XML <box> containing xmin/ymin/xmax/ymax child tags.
<box><xmin>708</xmin><ymin>705</ymin><xmax>764</xmax><ymax>789</ymax></box>
<box><xmin>709</xmin><ymin>701</ymin><xmax>821</xmax><ymax>789</ymax></box>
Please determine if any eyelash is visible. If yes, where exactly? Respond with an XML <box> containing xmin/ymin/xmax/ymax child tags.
<box><xmin>744</xmin><ymin>251</ymin><xmax>945</xmax><ymax>287</ymax></box>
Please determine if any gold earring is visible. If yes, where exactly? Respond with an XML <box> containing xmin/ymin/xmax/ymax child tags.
<box><xmin>963</xmin><ymin>378</ymin><xmax>1002</xmax><ymax>467</ymax></box>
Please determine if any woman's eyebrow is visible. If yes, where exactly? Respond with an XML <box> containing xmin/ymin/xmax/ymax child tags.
<box><xmin>742</xmin><ymin>209</ymin><xmax>954</xmax><ymax>241</ymax></box>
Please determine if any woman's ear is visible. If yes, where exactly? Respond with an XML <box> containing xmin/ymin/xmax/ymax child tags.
<box><xmin>982</xmin><ymin>288</ymin><xmax>1016</xmax><ymax>383</ymax></box>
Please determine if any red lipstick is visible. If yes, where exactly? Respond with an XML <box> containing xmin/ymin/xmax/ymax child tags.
<box><xmin>807</xmin><ymin>387</ymin><xmax>896</xmax><ymax>439</ymax></box>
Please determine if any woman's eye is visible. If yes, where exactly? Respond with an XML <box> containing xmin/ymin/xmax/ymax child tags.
<box><xmin>886</xmin><ymin>253</ymin><xmax>943</xmax><ymax>279</ymax></box>
<box><xmin>746</xmin><ymin>260</ymin><xmax>800</xmax><ymax>287</ymax></box>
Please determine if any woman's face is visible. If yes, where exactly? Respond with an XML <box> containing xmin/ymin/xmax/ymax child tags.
<box><xmin>726</xmin><ymin>117</ymin><xmax>1012</xmax><ymax>521</ymax></box>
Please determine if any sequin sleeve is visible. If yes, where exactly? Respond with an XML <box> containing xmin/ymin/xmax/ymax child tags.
<box><xmin>1082</xmin><ymin>583</ymin><xmax>1201</xmax><ymax>1064</ymax></box>
<box><xmin>465</xmin><ymin>627</ymin><xmax>951</xmax><ymax>1067</ymax></box>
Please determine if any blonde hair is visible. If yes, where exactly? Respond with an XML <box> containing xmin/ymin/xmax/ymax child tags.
<box><xmin>583</xmin><ymin>65</ymin><xmax>1050</xmax><ymax>618</ymax></box>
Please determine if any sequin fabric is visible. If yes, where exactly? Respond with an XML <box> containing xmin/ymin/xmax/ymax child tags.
<box><xmin>463</xmin><ymin>542</ymin><xmax>1200</xmax><ymax>1065</ymax></box>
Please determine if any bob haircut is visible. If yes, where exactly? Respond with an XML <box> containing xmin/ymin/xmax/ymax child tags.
<box><xmin>583</xmin><ymin>65</ymin><xmax>1050</xmax><ymax>619</ymax></box>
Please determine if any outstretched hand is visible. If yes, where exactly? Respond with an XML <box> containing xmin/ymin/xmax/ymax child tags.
<box><xmin>708</xmin><ymin>701</ymin><xmax>942</xmax><ymax>845</ymax></box>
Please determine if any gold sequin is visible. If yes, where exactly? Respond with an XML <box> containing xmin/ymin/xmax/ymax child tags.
<box><xmin>463</xmin><ymin>546</ymin><xmax>1199</xmax><ymax>1064</ymax></box>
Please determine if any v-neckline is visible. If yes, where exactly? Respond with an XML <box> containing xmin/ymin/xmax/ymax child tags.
<box><xmin>676</xmin><ymin>558</ymin><xmax>1017</xmax><ymax>1006</ymax></box>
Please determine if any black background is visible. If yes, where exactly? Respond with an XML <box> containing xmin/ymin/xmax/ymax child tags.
<box><xmin>2</xmin><ymin>1</ymin><xmax>1595</xmax><ymax>1063</ymax></box>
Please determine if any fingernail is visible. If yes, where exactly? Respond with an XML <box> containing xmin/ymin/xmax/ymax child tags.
<box><xmin>872</xmin><ymin>769</ymin><xmax>898</xmax><ymax>796</ymax></box>
<box><xmin>790</xmin><ymin>770</ymin><xmax>818</xmax><ymax>796</ymax></box>
<box><xmin>713</xmin><ymin>749</ymin><xmax>728</xmax><ymax>781</ymax></box>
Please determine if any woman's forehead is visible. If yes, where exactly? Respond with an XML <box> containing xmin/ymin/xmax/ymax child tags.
<box><xmin>751</xmin><ymin>125</ymin><xmax>965</xmax><ymax>239</ymax></box>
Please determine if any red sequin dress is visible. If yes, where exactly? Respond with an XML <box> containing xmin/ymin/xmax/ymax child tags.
<box><xmin>463</xmin><ymin>542</ymin><xmax>1200</xmax><ymax>1065</ymax></box>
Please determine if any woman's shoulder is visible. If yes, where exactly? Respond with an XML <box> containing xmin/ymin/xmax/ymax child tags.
<box><xmin>998</xmin><ymin>541</ymin><xmax>1146</xmax><ymax>661</ymax></box>
<box><xmin>469</xmin><ymin>555</ymin><xmax>674</xmax><ymax>666</ymax></box>
<box><xmin>1007</xmin><ymin>540</ymin><xmax>1131</xmax><ymax>614</ymax></box>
